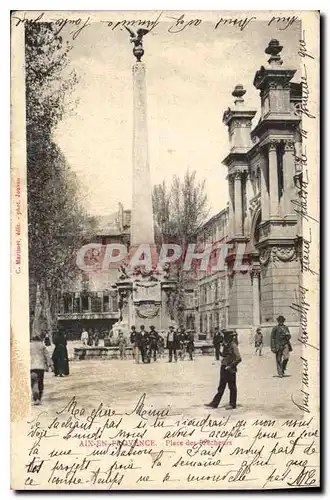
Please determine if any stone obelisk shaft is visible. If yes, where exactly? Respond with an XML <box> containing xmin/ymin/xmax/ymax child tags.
<box><xmin>131</xmin><ymin>62</ymin><xmax>155</xmax><ymax>246</ymax></box>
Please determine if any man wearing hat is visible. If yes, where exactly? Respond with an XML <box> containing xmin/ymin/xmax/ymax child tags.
<box><xmin>185</xmin><ymin>330</ymin><xmax>195</xmax><ymax>361</ymax></box>
<box><xmin>213</xmin><ymin>327</ymin><xmax>223</xmax><ymax>361</ymax></box>
<box><xmin>149</xmin><ymin>325</ymin><xmax>160</xmax><ymax>362</ymax></box>
<box><xmin>205</xmin><ymin>329</ymin><xmax>242</xmax><ymax>410</ymax></box>
<box><xmin>271</xmin><ymin>316</ymin><xmax>292</xmax><ymax>377</ymax></box>
<box><xmin>130</xmin><ymin>325</ymin><xmax>141</xmax><ymax>364</ymax></box>
<box><xmin>166</xmin><ymin>325</ymin><xmax>179</xmax><ymax>362</ymax></box>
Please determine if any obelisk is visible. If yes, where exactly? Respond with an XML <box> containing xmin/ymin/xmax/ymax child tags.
<box><xmin>130</xmin><ymin>32</ymin><xmax>155</xmax><ymax>248</ymax></box>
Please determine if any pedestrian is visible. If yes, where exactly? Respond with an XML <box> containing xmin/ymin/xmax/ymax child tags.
<box><xmin>149</xmin><ymin>326</ymin><xmax>159</xmax><ymax>362</ymax></box>
<box><xmin>130</xmin><ymin>326</ymin><xmax>141</xmax><ymax>363</ymax></box>
<box><xmin>213</xmin><ymin>327</ymin><xmax>223</xmax><ymax>361</ymax></box>
<box><xmin>52</xmin><ymin>330</ymin><xmax>70</xmax><ymax>377</ymax></box>
<box><xmin>271</xmin><ymin>316</ymin><xmax>292</xmax><ymax>377</ymax></box>
<box><xmin>140</xmin><ymin>325</ymin><xmax>151</xmax><ymax>363</ymax></box>
<box><xmin>118</xmin><ymin>330</ymin><xmax>127</xmax><ymax>359</ymax></box>
<box><xmin>30</xmin><ymin>335</ymin><xmax>53</xmax><ymax>405</ymax></box>
<box><xmin>205</xmin><ymin>329</ymin><xmax>242</xmax><ymax>410</ymax></box>
<box><xmin>87</xmin><ymin>329</ymin><xmax>94</xmax><ymax>346</ymax></box>
<box><xmin>254</xmin><ymin>328</ymin><xmax>263</xmax><ymax>356</ymax></box>
<box><xmin>43</xmin><ymin>331</ymin><xmax>51</xmax><ymax>347</ymax></box>
<box><xmin>93</xmin><ymin>329</ymin><xmax>100</xmax><ymax>347</ymax></box>
<box><xmin>81</xmin><ymin>328</ymin><xmax>88</xmax><ymax>346</ymax></box>
<box><xmin>166</xmin><ymin>325</ymin><xmax>179</xmax><ymax>363</ymax></box>
<box><xmin>178</xmin><ymin>327</ymin><xmax>186</xmax><ymax>360</ymax></box>
<box><xmin>186</xmin><ymin>330</ymin><xmax>195</xmax><ymax>361</ymax></box>
<box><xmin>158</xmin><ymin>335</ymin><xmax>165</xmax><ymax>358</ymax></box>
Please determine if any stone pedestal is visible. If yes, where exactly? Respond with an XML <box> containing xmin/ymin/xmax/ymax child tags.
<box><xmin>259</xmin><ymin>245</ymin><xmax>301</xmax><ymax>324</ymax></box>
<box><xmin>117</xmin><ymin>277</ymin><xmax>176</xmax><ymax>333</ymax></box>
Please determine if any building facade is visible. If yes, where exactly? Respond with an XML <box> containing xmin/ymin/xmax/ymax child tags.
<box><xmin>57</xmin><ymin>204</ymin><xmax>131</xmax><ymax>338</ymax></box>
<box><xmin>185</xmin><ymin>39</ymin><xmax>303</xmax><ymax>341</ymax></box>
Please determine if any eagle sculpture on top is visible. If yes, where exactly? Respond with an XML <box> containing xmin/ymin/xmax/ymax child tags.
<box><xmin>124</xmin><ymin>26</ymin><xmax>150</xmax><ymax>61</ymax></box>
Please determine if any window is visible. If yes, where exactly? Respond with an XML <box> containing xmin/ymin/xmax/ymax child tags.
<box><xmin>63</xmin><ymin>294</ymin><xmax>73</xmax><ymax>313</ymax></box>
<box><xmin>215</xmin><ymin>279</ymin><xmax>219</xmax><ymax>301</ymax></box>
<box><xmin>82</xmin><ymin>294</ymin><xmax>89</xmax><ymax>312</ymax></box>
<box><xmin>73</xmin><ymin>295</ymin><xmax>81</xmax><ymax>313</ymax></box>
<box><xmin>111</xmin><ymin>293</ymin><xmax>119</xmax><ymax>312</ymax></box>
<box><xmin>91</xmin><ymin>293</ymin><xmax>102</xmax><ymax>312</ymax></box>
<box><xmin>103</xmin><ymin>295</ymin><xmax>110</xmax><ymax>312</ymax></box>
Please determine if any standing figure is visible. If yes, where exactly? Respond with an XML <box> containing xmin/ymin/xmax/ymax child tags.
<box><xmin>186</xmin><ymin>330</ymin><xmax>195</xmax><ymax>361</ymax></box>
<box><xmin>271</xmin><ymin>316</ymin><xmax>292</xmax><ymax>377</ymax></box>
<box><xmin>30</xmin><ymin>335</ymin><xmax>53</xmax><ymax>405</ymax></box>
<box><xmin>178</xmin><ymin>328</ymin><xmax>186</xmax><ymax>360</ymax></box>
<box><xmin>166</xmin><ymin>325</ymin><xmax>179</xmax><ymax>363</ymax></box>
<box><xmin>205</xmin><ymin>329</ymin><xmax>242</xmax><ymax>410</ymax></box>
<box><xmin>118</xmin><ymin>330</ymin><xmax>127</xmax><ymax>359</ymax></box>
<box><xmin>158</xmin><ymin>335</ymin><xmax>165</xmax><ymax>358</ymax></box>
<box><xmin>93</xmin><ymin>329</ymin><xmax>100</xmax><ymax>347</ymax></box>
<box><xmin>81</xmin><ymin>328</ymin><xmax>88</xmax><ymax>346</ymax></box>
<box><xmin>213</xmin><ymin>327</ymin><xmax>223</xmax><ymax>361</ymax></box>
<box><xmin>149</xmin><ymin>326</ymin><xmax>159</xmax><ymax>362</ymax></box>
<box><xmin>52</xmin><ymin>330</ymin><xmax>70</xmax><ymax>377</ymax></box>
<box><xmin>130</xmin><ymin>326</ymin><xmax>141</xmax><ymax>363</ymax></box>
<box><xmin>140</xmin><ymin>325</ymin><xmax>151</xmax><ymax>363</ymax></box>
<box><xmin>254</xmin><ymin>328</ymin><xmax>263</xmax><ymax>355</ymax></box>
<box><xmin>87</xmin><ymin>329</ymin><xmax>94</xmax><ymax>346</ymax></box>
<box><xmin>43</xmin><ymin>331</ymin><xmax>51</xmax><ymax>347</ymax></box>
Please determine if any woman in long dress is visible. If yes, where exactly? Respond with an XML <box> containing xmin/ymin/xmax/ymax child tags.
<box><xmin>52</xmin><ymin>330</ymin><xmax>69</xmax><ymax>377</ymax></box>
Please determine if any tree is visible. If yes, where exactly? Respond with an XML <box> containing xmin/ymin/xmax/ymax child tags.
<box><xmin>25</xmin><ymin>22</ymin><xmax>92</xmax><ymax>336</ymax></box>
<box><xmin>152</xmin><ymin>170</ymin><xmax>209</xmax><ymax>325</ymax></box>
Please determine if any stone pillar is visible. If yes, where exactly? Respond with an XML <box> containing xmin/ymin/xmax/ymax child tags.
<box><xmin>251</xmin><ymin>266</ymin><xmax>261</xmax><ymax>326</ymax></box>
<box><xmin>268</xmin><ymin>140</ymin><xmax>279</xmax><ymax>216</ymax></box>
<box><xmin>234</xmin><ymin>172</ymin><xmax>243</xmax><ymax>235</ymax></box>
<box><xmin>224</xmin><ymin>274</ymin><xmax>229</xmax><ymax>328</ymax></box>
<box><xmin>260</xmin><ymin>152</ymin><xmax>270</xmax><ymax>221</ymax></box>
<box><xmin>244</xmin><ymin>172</ymin><xmax>254</xmax><ymax>234</ymax></box>
<box><xmin>283</xmin><ymin>140</ymin><xmax>296</xmax><ymax>215</ymax></box>
<box><xmin>131</xmin><ymin>62</ymin><xmax>155</xmax><ymax>246</ymax></box>
<box><xmin>228</xmin><ymin>175</ymin><xmax>235</xmax><ymax>237</ymax></box>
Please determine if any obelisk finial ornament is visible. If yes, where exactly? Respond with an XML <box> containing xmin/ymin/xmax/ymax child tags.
<box><xmin>124</xmin><ymin>26</ymin><xmax>149</xmax><ymax>62</ymax></box>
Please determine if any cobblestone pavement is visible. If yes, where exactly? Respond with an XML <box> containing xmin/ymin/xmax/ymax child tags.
<box><xmin>38</xmin><ymin>342</ymin><xmax>303</xmax><ymax>421</ymax></box>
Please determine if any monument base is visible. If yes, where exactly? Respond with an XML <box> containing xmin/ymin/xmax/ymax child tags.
<box><xmin>116</xmin><ymin>276</ymin><xmax>177</xmax><ymax>334</ymax></box>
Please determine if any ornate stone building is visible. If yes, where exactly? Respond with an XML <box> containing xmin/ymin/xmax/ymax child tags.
<box><xmin>187</xmin><ymin>39</ymin><xmax>303</xmax><ymax>341</ymax></box>
<box><xmin>57</xmin><ymin>204</ymin><xmax>131</xmax><ymax>338</ymax></box>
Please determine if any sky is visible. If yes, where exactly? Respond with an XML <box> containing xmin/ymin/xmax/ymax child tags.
<box><xmin>53</xmin><ymin>12</ymin><xmax>301</xmax><ymax>219</ymax></box>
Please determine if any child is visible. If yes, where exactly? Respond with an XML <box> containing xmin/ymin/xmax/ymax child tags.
<box><xmin>118</xmin><ymin>331</ymin><xmax>127</xmax><ymax>359</ymax></box>
<box><xmin>254</xmin><ymin>328</ymin><xmax>263</xmax><ymax>356</ymax></box>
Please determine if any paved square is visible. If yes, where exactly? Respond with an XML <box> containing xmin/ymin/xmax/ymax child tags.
<box><xmin>37</xmin><ymin>343</ymin><xmax>303</xmax><ymax>420</ymax></box>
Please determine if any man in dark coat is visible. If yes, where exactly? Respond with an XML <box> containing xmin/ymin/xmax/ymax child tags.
<box><xmin>149</xmin><ymin>326</ymin><xmax>160</xmax><ymax>362</ymax></box>
<box><xmin>271</xmin><ymin>316</ymin><xmax>292</xmax><ymax>377</ymax></box>
<box><xmin>213</xmin><ymin>327</ymin><xmax>223</xmax><ymax>361</ymax></box>
<box><xmin>166</xmin><ymin>325</ymin><xmax>179</xmax><ymax>362</ymax></box>
<box><xmin>185</xmin><ymin>330</ymin><xmax>195</xmax><ymax>361</ymax></box>
<box><xmin>177</xmin><ymin>327</ymin><xmax>186</xmax><ymax>359</ymax></box>
<box><xmin>130</xmin><ymin>325</ymin><xmax>141</xmax><ymax>364</ymax></box>
<box><xmin>140</xmin><ymin>325</ymin><xmax>151</xmax><ymax>363</ymax></box>
<box><xmin>205</xmin><ymin>329</ymin><xmax>241</xmax><ymax>410</ymax></box>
